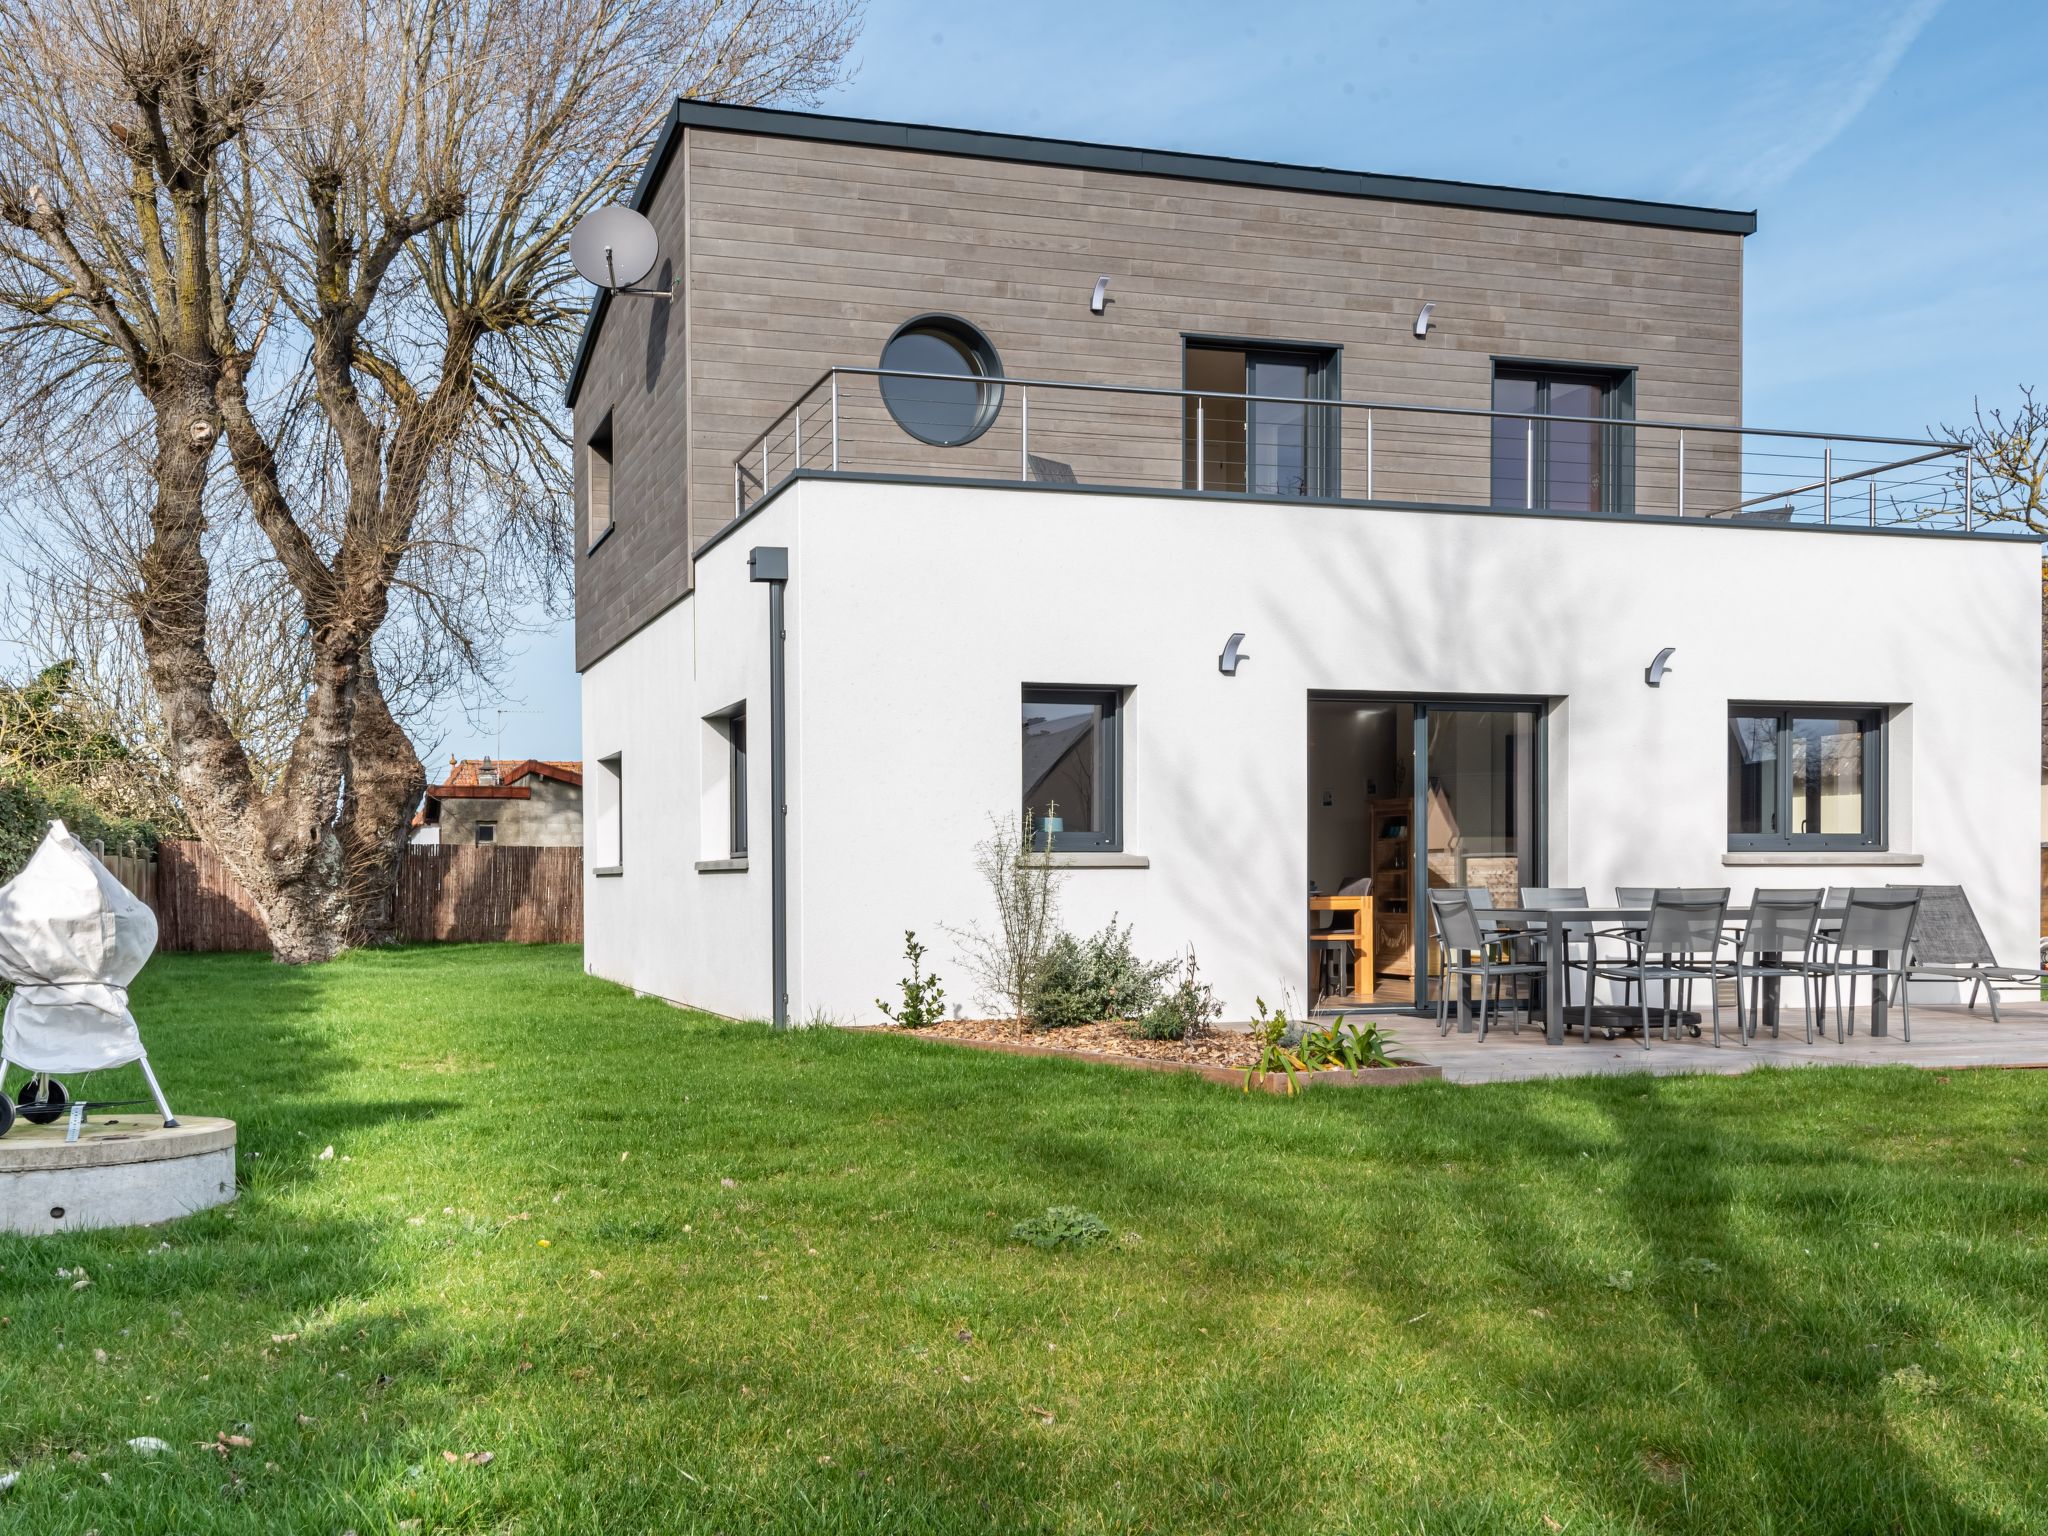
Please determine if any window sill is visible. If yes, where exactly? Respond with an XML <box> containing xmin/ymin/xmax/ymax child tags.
<box><xmin>1721</xmin><ymin>851</ymin><xmax>1922</xmax><ymax>867</ymax></box>
<box><xmin>695</xmin><ymin>857</ymin><xmax>750</xmax><ymax>873</ymax></box>
<box><xmin>592</xmin><ymin>864</ymin><xmax>624</xmax><ymax>878</ymax></box>
<box><xmin>1044</xmin><ymin>852</ymin><xmax>1150</xmax><ymax>869</ymax></box>
<box><xmin>586</xmin><ymin>524</ymin><xmax>616</xmax><ymax>557</ymax></box>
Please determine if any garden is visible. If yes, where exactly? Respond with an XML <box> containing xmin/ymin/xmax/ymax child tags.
<box><xmin>1</xmin><ymin>944</ymin><xmax>2043</xmax><ymax>1533</ymax></box>
<box><xmin>873</xmin><ymin>815</ymin><xmax>1419</xmax><ymax>1091</ymax></box>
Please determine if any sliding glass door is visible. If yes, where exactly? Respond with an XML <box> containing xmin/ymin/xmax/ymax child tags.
<box><xmin>1306</xmin><ymin>695</ymin><xmax>1544</xmax><ymax>1012</ymax></box>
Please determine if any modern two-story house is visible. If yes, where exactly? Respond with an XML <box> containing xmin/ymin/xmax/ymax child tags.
<box><xmin>570</xmin><ymin>100</ymin><xmax>2037</xmax><ymax>1026</ymax></box>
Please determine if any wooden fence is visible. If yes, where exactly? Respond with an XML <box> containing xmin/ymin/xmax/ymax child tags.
<box><xmin>127</xmin><ymin>840</ymin><xmax>581</xmax><ymax>951</ymax></box>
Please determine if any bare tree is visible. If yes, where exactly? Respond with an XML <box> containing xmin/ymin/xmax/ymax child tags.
<box><xmin>1940</xmin><ymin>388</ymin><xmax>2048</xmax><ymax>773</ymax></box>
<box><xmin>0</xmin><ymin>0</ymin><xmax>863</xmax><ymax>960</ymax></box>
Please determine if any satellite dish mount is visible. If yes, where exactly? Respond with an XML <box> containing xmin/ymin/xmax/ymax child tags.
<box><xmin>569</xmin><ymin>205</ymin><xmax>669</xmax><ymax>298</ymax></box>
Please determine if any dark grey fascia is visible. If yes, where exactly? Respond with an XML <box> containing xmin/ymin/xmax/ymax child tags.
<box><xmin>562</xmin><ymin>100</ymin><xmax>1758</xmax><ymax>408</ymax></box>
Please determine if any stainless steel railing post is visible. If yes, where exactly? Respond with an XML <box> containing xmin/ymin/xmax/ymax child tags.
<box><xmin>1196</xmin><ymin>397</ymin><xmax>1205</xmax><ymax>492</ymax></box>
<box><xmin>1020</xmin><ymin>384</ymin><xmax>1029</xmax><ymax>481</ymax></box>
<box><xmin>1676</xmin><ymin>430</ymin><xmax>1686</xmax><ymax>517</ymax></box>
<box><xmin>1822</xmin><ymin>445</ymin><xmax>1832</xmax><ymax>524</ymax></box>
<box><xmin>1524</xmin><ymin>417</ymin><xmax>1535</xmax><ymax>509</ymax></box>
<box><xmin>1964</xmin><ymin>453</ymin><xmax>1974</xmax><ymax>531</ymax></box>
<box><xmin>829</xmin><ymin>374</ymin><xmax>840</xmax><ymax>472</ymax></box>
<box><xmin>1365</xmin><ymin>408</ymin><xmax>1374</xmax><ymax>500</ymax></box>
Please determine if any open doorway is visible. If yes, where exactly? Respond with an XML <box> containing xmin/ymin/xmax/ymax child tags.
<box><xmin>1306</xmin><ymin>695</ymin><xmax>1544</xmax><ymax>1011</ymax></box>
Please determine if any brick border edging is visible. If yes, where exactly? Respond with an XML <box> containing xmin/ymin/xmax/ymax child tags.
<box><xmin>866</xmin><ymin>1028</ymin><xmax>1444</xmax><ymax>1091</ymax></box>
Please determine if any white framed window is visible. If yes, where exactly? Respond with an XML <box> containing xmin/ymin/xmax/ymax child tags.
<box><xmin>474</xmin><ymin>821</ymin><xmax>497</xmax><ymax>846</ymax></box>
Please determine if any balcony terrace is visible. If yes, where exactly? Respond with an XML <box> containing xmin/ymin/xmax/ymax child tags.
<box><xmin>731</xmin><ymin>367</ymin><xmax>1988</xmax><ymax>540</ymax></box>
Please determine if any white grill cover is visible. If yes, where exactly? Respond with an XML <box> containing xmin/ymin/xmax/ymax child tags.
<box><xmin>0</xmin><ymin>821</ymin><xmax>159</xmax><ymax>1073</ymax></box>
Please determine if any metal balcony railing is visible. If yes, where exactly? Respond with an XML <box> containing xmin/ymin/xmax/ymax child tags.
<box><xmin>731</xmin><ymin>367</ymin><xmax>1978</xmax><ymax>536</ymax></box>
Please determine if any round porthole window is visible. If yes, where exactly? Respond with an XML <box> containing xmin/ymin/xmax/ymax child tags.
<box><xmin>877</xmin><ymin>315</ymin><xmax>1004</xmax><ymax>446</ymax></box>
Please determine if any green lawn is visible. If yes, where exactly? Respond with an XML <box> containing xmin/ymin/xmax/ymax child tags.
<box><xmin>2</xmin><ymin>946</ymin><xmax>2045</xmax><ymax>1534</ymax></box>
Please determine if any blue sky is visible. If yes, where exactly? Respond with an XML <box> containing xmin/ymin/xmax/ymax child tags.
<box><xmin>18</xmin><ymin>0</ymin><xmax>2043</xmax><ymax>768</ymax></box>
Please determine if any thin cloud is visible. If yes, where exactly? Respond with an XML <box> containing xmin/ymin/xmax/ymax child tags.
<box><xmin>1686</xmin><ymin>0</ymin><xmax>1944</xmax><ymax>195</ymax></box>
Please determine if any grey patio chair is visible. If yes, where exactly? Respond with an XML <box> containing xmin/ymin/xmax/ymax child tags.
<box><xmin>1519</xmin><ymin>887</ymin><xmax>1595</xmax><ymax>1035</ymax></box>
<box><xmin>1891</xmin><ymin>884</ymin><xmax>2046</xmax><ymax>1021</ymax></box>
<box><xmin>1429</xmin><ymin>888</ymin><xmax>1545</xmax><ymax>1042</ymax></box>
<box><xmin>1819</xmin><ymin>888</ymin><xmax>1921</xmax><ymax>1043</ymax></box>
<box><xmin>1589</xmin><ymin>889</ymin><xmax>1734</xmax><ymax>1047</ymax></box>
<box><xmin>1733</xmin><ymin>888</ymin><xmax>1828</xmax><ymax>1044</ymax></box>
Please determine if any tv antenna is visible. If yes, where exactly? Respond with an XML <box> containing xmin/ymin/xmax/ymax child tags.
<box><xmin>569</xmin><ymin>205</ymin><xmax>669</xmax><ymax>297</ymax></box>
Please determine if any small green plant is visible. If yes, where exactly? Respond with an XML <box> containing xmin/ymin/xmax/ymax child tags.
<box><xmin>1009</xmin><ymin>1206</ymin><xmax>1111</xmax><ymax>1250</ymax></box>
<box><xmin>876</xmin><ymin>930</ymin><xmax>946</xmax><ymax>1028</ymax></box>
<box><xmin>1026</xmin><ymin>916</ymin><xmax>1176</xmax><ymax>1029</ymax></box>
<box><xmin>1297</xmin><ymin>1015</ymin><xmax>1404</xmax><ymax>1070</ymax></box>
<box><xmin>1244</xmin><ymin>995</ymin><xmax>1309</xmax><ymax>1094</ymax></box>
<box><xmin>1130</xmin><ymin>945</ymin><xmax>1223</xmax><ymax>1040</ymax></box>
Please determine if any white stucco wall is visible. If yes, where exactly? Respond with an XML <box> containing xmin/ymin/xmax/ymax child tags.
<box><xmin>584</xmin><ymin>479</ymin><xmax>2041</xmax><ymax>1023</ymax></box>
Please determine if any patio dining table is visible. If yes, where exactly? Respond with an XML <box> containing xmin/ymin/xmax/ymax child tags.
<box><xmin>1457</xmin><ymin>904</ymin><xmax>1894</xmax><ymax>1046</ymax></box>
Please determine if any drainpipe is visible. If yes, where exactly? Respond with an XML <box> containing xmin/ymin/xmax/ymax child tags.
<box><xmin>748</xmin><ymin>546</ymin><xmax>790</xmax><ymax>1029</ymax></box>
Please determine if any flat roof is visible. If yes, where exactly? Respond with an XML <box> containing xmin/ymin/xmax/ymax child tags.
<box><xmin>565</xmin><ymin>101</ymin><xmax>1758</xmax><ymax>406</ymax></box>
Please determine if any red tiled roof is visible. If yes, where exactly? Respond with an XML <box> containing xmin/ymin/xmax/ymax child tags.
<box><xmin>439</xmin><ymin>756</ymin><xmax>582</xmax><ymax>788</ymax></box>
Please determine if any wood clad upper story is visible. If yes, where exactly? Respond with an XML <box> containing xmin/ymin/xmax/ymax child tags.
<box><xmin>569</xmin><ymin>102</ymin><xmax>1754</xmax><ymax>670</ymax></box>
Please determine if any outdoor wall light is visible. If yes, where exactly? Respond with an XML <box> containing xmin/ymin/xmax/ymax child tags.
<box><xmin>1090</xmin><ymin>276</ymin><xmax>1110</xmax><ymax>314</ymax></box>
<box><xmin>1413</xmin><ymin>301</ymin><xmax>1434</xmax><ymax>339</ymax></box>
<box><xmin>1219</xmin><ymin>632</ymin><xmax>1249</xmax><ymax>675</ymax></box>
<box><xmin>1645</xmin><ymin>646</ymin><xmax>1677</xmax><ymax>687</ymax></box>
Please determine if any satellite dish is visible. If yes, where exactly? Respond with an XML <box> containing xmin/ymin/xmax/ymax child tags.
<box><xmin>570</xmin><ymin>205</ymin><xmax>659</xmax><ymax>290</ymax></box>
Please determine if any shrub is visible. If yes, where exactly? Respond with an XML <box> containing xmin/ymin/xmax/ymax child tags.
<box><xmin>1009</xmin><ymin>1206</ymin><xmax>1110</xmax><ymax>1250</ymax></box>
<box><xmin>0</xmin><ymin>768</ymin><xmax>168</xmax><ymax>885</ymax></box>
<box><xmin>1026</xmin><ymin>916</ymin><xmax>1175</xmax><ymax>1029</ymax></box>
<box><xmin>1129</xmin><ymin>946</ymin><xmax>1222</xmax><ymax>1040</ymax></box>
<box><xmin>943</xmin><ymin>812</ymin><xmax>1064</xmax><ymax>1029</ymax></box>
<box><xmin>876</xmin><ymin>930</ymin><xmax>946</xmax><ymax>1028</ymax></box>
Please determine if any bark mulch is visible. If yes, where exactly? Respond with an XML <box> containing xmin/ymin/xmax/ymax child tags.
<box><xmin>880</xmin><ymin>1017</ymin><xmax>1259</xmax><ymax>1066</ymax></box>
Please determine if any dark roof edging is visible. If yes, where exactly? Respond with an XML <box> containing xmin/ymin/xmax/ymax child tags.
<box><xmin>562</xmin><ymin>100</ymin><xmax>1758</xmax><ymax>407</ymax></box>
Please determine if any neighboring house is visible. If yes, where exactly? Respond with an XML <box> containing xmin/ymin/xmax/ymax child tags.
<box><xmin>412</xmin><ymin>758</ymin><xmax>583</xmax><ymax>848</ymax></box>
<box><xmin>570</xmin><ymin>100</ymin><xmax>2038</xmax><ymax>1026</ymax></box>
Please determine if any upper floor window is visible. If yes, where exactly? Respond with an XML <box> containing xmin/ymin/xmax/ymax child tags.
<box><xmin>1490</xmin><ymin>365</ymin><xmax>1634</xmax><ymax>514</ymax></box>
<box><xmin>1022</xmin><ymin>687</ymin><xmax>1123</xmax><ymax>852</ymax></box>
<box><xmin>1727</xmin><ymin>707</ymin><xmax>1885</xmax><ymax>851</ymax></box>
<box><xmin>878</xmin><ymin>315</ymin><xmax>1004</xmax><ymax>446</ymax></box>
<box><xmin>1183</xmin><ymin>341</ymin><xmax>1340</xmax><ymax>498</ymax></box>
<box><xmin>474</xmin><ymin>821</ymin><xmax>497</xmax><ymax>846</ymax></box>
<box><xmin>584</xmin><ymin>413</ymin><xmax>614</xmax><ymax>549</ymax></box>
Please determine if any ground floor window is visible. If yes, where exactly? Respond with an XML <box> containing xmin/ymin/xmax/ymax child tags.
<box><xmin>1021</xmin><ymin>687</ymin><xmax>1122</xmax><ymax>851</ymax></box>
<box><xmin>474</xmin><ymin>821</ymin><xmax>497</xmax><ymax>846</ymax></box>
<box><xmin>728</xmin><ymin>707</ymin><xmax>749</xmax><ymax>858</ymax></box>
<box><xmin>1727</xmin><ymin>706</ymin><xmax>1885</xmax><ymax>850</ymax></box>
<box><xmin>594</xmin><ymin>753</ymin><xmax>623</xmax><ymax>873</ymax></box>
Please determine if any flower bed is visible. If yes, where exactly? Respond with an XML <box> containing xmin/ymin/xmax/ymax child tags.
<box><xmin>874</xmin><ymin>1019</ymin><xmax>1443</xmax><ymax>1090</ymax></box>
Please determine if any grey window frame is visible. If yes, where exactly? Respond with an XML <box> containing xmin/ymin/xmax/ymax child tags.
<box><xmin>474</xmin><ymin>820</ymin><xmax>497</xmax><ymax>846</ymax></box>
<box><xmin>728</xmin><ymin>706</ymin><xmax>749</xmax><ymax>858</ymax></box>
<box><xmin>1489</xmin><ymin>359</ymin><xmax>1636</xmax><ymax>514</ymax></box>
<box><xmin>1726</xmin><ymin>704</ymin><xmax>1886</xmax><ymax>852</ymax></box>
<box><xmin>877</xmin><ymin>313</ymin><xmax>1006</xmax><ymax>446</ymax></box>
<box><xmin>1180</xmin><ymin>335</ymin><xmax>1342</xmax><ymax>499</ymax></box>
<box><xmin>1022</xmin><ymin>686</ymin><xmax>1123</xmax><ymax>853</ymax></box>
